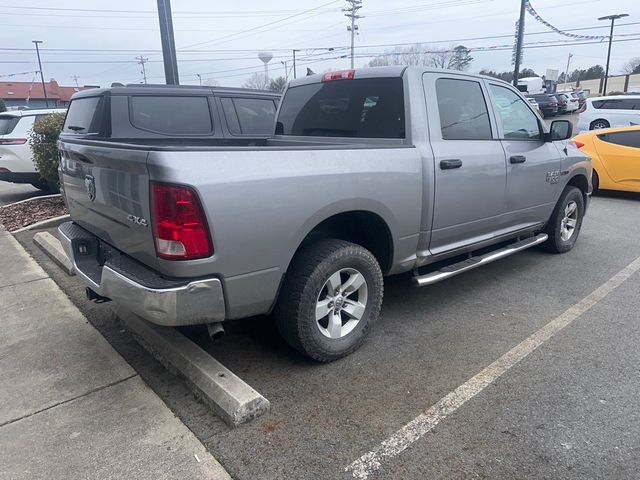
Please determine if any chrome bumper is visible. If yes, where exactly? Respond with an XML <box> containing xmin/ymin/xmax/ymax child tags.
<box><xmin>58</xmin><ymin>222</ymin><xmax>225</xmax><ymax>327</ymax></box>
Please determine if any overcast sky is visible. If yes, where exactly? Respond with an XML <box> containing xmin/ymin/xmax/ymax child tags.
<box><xmin>0</xmin><ymin>0</ymin><xmax>638</xmax><ymax>88</ymax></box>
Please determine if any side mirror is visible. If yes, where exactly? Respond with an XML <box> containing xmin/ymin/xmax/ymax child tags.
<box><xmin>549</xmin><ymin>120</ymin><xmax>573</xmax><ymax>141</ymax></box>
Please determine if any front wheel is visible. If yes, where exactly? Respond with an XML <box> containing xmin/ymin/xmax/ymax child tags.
<box><xmin>592</xmin><ymin>170</ymin><xmax>599</xmax><ymax>194</ymax></box>
<box><xmin>543</xmin><ymin>186</ymin><xmax>585</xmax><ymax>253</ymax></box>
<box><xmin>275</xmin><ymin>239</ymin><xmax>384</xmax><ymax>362</ymax></box>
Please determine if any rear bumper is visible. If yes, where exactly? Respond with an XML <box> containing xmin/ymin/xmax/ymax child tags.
<box><xmin>58</xmin><ymin>221</ymin><xmax>226</xmax><ymax>326</ymax></box>
<box><xmin>0</xmin><ymin>172</ymin><xmax>41</xmax><ymax>184</ymax></box>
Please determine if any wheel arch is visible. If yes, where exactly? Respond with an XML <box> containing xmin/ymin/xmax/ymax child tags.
<box><xmin>287</xmin><ymin>205</ymin><xmax>396</xmax><ymax>276</ymax></box>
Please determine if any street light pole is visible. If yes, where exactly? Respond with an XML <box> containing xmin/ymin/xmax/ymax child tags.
<box><xmin>598</xmin><ymin>13</ymin><xmax>629</xmax><ymax>95</ymax></box>
<box><xmin>32</xmin><ymin>40</ymin><xmax>48</xmax><ymax>108</ymax></box>
<box><xmin>564</xmin><ymin>53</ymin><xmax>573</xmax><ymax>86</ymax></box>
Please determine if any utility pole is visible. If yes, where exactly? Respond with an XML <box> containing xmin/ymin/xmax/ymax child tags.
<box><xmin>343</xmin><ymin>0</ymin><xmax>363</xmax><ymax>69</ymax></box>
<box><xmin>157</xmin><ymin>0</ymin><xmax>179</xmax><ymax>84</ymax></box>
<box><xmin>281</xmin><ymin>61</ymin><xmax>289</xmax><ymax>81</ymax></box>
<box><xmin>564</xmin><ymin>53</ymin><xmax>573</xmax><ymax>86</ymax></box>
<box><xmin>598</xmin><ymin>13</ymin><xmax>629</xmax><ymax>95</ymax></box>
<box><xmin>512</xmin><ymin>0</ymin><xmax>526</xmax><ymax>87</ymax></box>
<box><xmin>71</xmin><ymin>75</ymin><xmax>80</xmax><ymax>88</ymax></box>
<box><xmin>292</xmin><ymin>49</ymin><xmax>299</xmax><ymax>79</ymax></box>
<box><xmin>32</xmin><ymin>40</ymin><xmax>48</xmax><ymax>108</ymax></box>
<box><xmin>136</xmin><ymin>56</ymin><xmax>149</xmax><ymax>84</ymax></box>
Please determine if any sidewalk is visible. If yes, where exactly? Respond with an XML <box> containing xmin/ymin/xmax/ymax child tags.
<box><xmin>0</xmin><ymin>227</ymin><xmax>231</xmax><ymax>480</ymax></box>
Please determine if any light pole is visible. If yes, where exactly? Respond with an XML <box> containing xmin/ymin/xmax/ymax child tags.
<box><xmin>564</xmin><ymin>53</ymin><xmax>573</xmax><ymax>86</ymax></box>
<box><xmin>598</xmin><ymin>13</ymin><xmax>629</xmax><ymax>95</ymax></box>
<box><xmin>32</xmin><ymin>40</ymin><xmax>48</xmax><ymax>108</ymax></box>
<box><xmin>196</xmin><ymin>73</ymin><xmax>202</xmax><ymax>86</ymax></box>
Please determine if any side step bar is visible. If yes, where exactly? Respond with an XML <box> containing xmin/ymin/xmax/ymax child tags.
<box><xmin>413</xmin><ymin>233</ymin><xmax>548</xmax><ymax>287</ymax></box>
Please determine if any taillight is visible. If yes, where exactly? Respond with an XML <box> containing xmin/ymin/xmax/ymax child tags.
<box><xmin>321</xmin><ymin>69</ymin><xmax>355</xmax><ymax>82</ymax></box>
<box><xmin>0</xmin><ymin>138</ymin><xmax>27</xmax><ymax>145</ymax></box>
<box><xmin>151</xmin><ymin>182</ymin><xmax>213</xmax><ymax>260</ymax></box>
<box><xmin>573</xmin><ymin>141</ymin><xmax>585</xmax><ymax>149</ymax></box>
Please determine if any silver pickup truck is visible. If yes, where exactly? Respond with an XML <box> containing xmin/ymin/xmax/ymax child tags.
<box><xmin>58</xmin><ymin>67</ymin><xmax>591</xmax><ymax>362</ymax></box>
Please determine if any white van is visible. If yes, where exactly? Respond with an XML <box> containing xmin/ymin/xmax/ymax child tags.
<box><xmin>517</xmin><ymin>77</ymin><xmax>545</xmax><ymax>95</ymax></box>
<box><xmin>577</xmin><ymin>95</ymin><xmax>640</xmax><ymax>131</ymax></box>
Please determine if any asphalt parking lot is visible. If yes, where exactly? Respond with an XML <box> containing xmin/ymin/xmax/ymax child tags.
<box><xmin>15</xmin><ymin>190</ymin><xmax>640</xmax><ymax>480</ymax></box>
<box><xmin>0</xmin><ymin>181</ymin><xmax>47</xmax><ymax>207</ymax></box>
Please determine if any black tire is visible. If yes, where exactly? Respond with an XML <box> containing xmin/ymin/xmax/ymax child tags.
<box><xmin>543</xmin><ymin>186</ymin><xmax>585</xmax><ymax>254</ymax></box>
<box><xmin>31</xmin><ymin>181</ymin><xmax>59</xmax><ymax>193</ymax></box>
<box><xmin>592</xmin><ymin>170</ymin><xmax>599</xmax><ymax>194</ymax></box>
<box><xmin>275</xmin><ymin>239</ymin><xmax>383</xmax><ymax>362</ymax></box>
<box><xmin>590</xmin><ymin>119</ymin><xmax>610</xmax><ymax>130</ymax></box>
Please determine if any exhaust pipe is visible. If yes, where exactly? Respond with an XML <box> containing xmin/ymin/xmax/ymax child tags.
<box><xmin>207</xmin><ymin>322</ymin><xmax>225</xmax><ymax>341</ymax></box>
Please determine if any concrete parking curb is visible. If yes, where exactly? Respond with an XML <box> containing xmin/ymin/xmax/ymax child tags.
<box><xmin>11</xmin><ymin>214</ymin><xmax>70</xmax><ymax>233</ymax></box>
<box><xmin>116</xmin><ymin>306</ymin><xmax>270</xmax><ymax>427</ymax></box>
<box><xmin>33</xmin><ymin>231</ymin><xmax>75</xmax><ymax>276</ymax></box>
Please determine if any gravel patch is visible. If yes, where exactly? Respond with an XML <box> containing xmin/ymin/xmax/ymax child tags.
<box><xmin>0</xmin><ymin>196</ymin><xmax>68</xmax><ymax>232</ymax></box>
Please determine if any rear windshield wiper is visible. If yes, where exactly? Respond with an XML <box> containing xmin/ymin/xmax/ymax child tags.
<box><xmin>67</xmin><ymin>125</ymin><xmax>86</xmax><ymax>132</ymax></box>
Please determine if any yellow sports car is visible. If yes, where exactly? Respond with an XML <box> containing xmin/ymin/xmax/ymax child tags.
<box><xmin>573</xmin><ymin>126</ymin><xmax>640</xmax><ymax>193</ymax></box>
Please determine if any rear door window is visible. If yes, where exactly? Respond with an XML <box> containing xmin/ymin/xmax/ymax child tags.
<box><xmin>130</xmin><ymin>96</ymin><xmax>212</xmax><ymax>135</ymax></box>
<box><xmin>598</xmin><ymin>130</ymin><xmax>640</xmax><ymax>148</ymax></box>
<box><xmin>63</xmin><ymin>96</ymin><xmax>106</xmax><ymax>134</ymax></box>
<box><xmin>435</xmin><ymin>78</ymin><xmax>492</xmax><ymax>140</ymax></box>
<box><xmin>220</xmin><ymin>97</ymin><xmax>276</xmax><ymax>135</ymax></box>
<box><xmin>276</xmin><ymin>78</ymin><xmax>405</xmax><ymax>138</ymax></box>
<box><xmin>0</xmin><ymin>115</ymin><xmax>19</xmax><ymax>135</ymax></box>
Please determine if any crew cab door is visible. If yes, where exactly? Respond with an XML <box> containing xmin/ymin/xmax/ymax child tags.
<box><xmin>423</xmin><ymin>74</ymin><xmax>507</xmax><ymax>255</ymax></box>
<box><xmin>486</xmin><ymin>82</ymin><xmax>562</xmax><ymax>230</ymax></box>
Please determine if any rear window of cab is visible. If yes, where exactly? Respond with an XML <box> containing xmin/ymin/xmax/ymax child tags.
<box><xmin>129</xmin><ymin>96</ymin><xmax>213</xmax><ymax>135</ymax></box>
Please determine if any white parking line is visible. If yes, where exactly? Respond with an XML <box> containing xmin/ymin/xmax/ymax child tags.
<box><xmin>346</xmin><ymin>256</ymin><xmax>640</xmax><ymax>479</ymax></box>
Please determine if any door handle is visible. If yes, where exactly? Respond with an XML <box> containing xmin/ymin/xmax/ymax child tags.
<box><xmin>510</xmin><ymin>155</ymin><xmax>526</xmax><ymax>164</ymax></box>
<box><xmin>440</xmin><ymin>159</ymin><xmax>463</xmax><ymax>170</ymax></box>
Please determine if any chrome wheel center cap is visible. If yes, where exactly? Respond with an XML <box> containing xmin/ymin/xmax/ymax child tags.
<box><xmin>334</xmin><ymin>296</ymin><xmax>345</xmax><ymax>309</ymax></box>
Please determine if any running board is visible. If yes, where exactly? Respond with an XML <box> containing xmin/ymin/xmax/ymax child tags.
<box><xmin>413</xmin><ymin>233</ymin><xmax>548</xmax><ymax>287</ymax></box>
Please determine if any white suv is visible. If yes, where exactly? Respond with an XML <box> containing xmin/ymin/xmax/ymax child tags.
<box><xmin>577</xmin><ymin>95</ymin><xmax>640</xmax><ymax>132</ymax></box>
<box><xmin>0</xmin><ymin>108</ymin><xmax>66</xmax><ymax>190</ymax></box>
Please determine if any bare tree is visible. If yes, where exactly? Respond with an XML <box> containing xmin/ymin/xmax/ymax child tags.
<box><xmin>203</xmin><ymin>78</ymin><xmax>220</xmax><ymax>87</ymax></box>
<box><xmin>367</xmin><ymin>44</ymin><xmax>472</xmax><ymax>71</ymax></box>
<box><xmin>243</xmin><ymin>73</ymin><xmax>269</xmax><ymax>90</ymax></box>
<box><xmin>622</xmin><ymin>57</ymin><xmax>640</xmax><ymax>75</ymax></box>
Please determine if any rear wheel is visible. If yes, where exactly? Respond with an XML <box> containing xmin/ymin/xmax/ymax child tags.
<box><xmin>590</xmin><ymin>119</ymin><xmax>610</xmax><ymax>130</ymax></box>
<box><xmin>275</xmin><ymin>239</ymin><xmax>383</xmax><ymax>362</ymax></box>
<box><xmin>543</xmin><ymin>186</ymin><xmax>585</xmax><ymax>253</ymax></box>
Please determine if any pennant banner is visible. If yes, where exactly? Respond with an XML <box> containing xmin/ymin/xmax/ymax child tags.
<box><xmin>525</xmin><ymin>1</ymin><xmax>608</xmax><ymax>40</ymax></box>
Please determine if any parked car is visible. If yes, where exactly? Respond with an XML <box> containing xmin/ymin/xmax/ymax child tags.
<box><xmin>556</xmin><ymin>93</ymin><xmax>578</xmax><ymax>114</ymax></box>
<box><xmin>555</xmin><ymin>93</ymin><xmax>569</xmax><ymax>114</ymax></box>
<box><xmin>573</xmin><ymin>125</ymin><xmax>640</xmax><ymax>193</ymax></box>
<box><xmin>572</xmin><ymin>90</ymin><xmax>588</xmax><ymax>110</ymax></box>
<box><xmin>57</xmin><ymin>67</ymin><xmax>591</xmax><ymax>362</ymax></box>
<box><xmin>0</xmin><ymin>108</ymin><xmax>67</xmax><ymax>190</ymax></box>
<box><xmin>577</xmin><ymin>95</ymin><xmax>640</xmax><ymax>131</ymax></box>
<box><xmin>530</xmin><ymin>94</ymin><xmax>559</xmax><ymax>117</ymax></box>
<box><xmin>526</xmin><ymin>97</ymin><xmax>540</xmax><ymax>112</ymax></box>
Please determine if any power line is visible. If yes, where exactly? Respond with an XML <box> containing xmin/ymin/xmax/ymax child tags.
<box><xmin>178</xmin><ymin>0</ymin><xmax>342</xmax><ymax>50</ymax></box>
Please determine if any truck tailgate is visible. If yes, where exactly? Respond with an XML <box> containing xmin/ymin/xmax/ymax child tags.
<box><xmin>59</xmin><ymin>141</ymin><xmax>157</xmax><ymax>266</ymax></box>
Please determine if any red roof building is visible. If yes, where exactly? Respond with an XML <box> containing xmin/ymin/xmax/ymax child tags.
<box><xmin>0</xmin><ymin>79</ymin><xmax>98</xmax><ymax>109</ymax></box>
